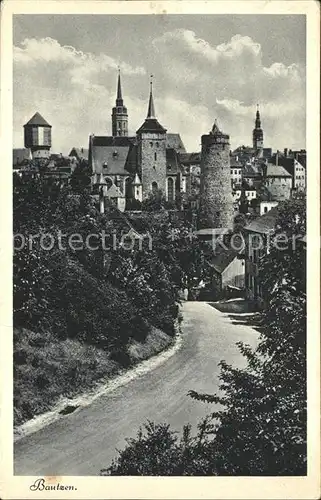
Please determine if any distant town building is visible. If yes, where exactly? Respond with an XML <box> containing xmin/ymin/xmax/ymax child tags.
<box><xmin>252</xmin><ymin>104</ymin><xmax>264</xmax><ymax>150</ymax></box>
<box><xmin>68</xmin><ymin>147</ymin><xmax>89</xmax><ymax>163</ymax></box>
<box><xmin>271</xmin><ymin>150</ymin><xmax>306</xmax><ymax>192</ymax></box>
<box><xmin>263</xmin><ymin>163</ymin><xmax>292</xmax><ymax>200</ymax></box>
<box><xmin>244</xmin><ymin>206</ymin><xmax>279</xmax><ymax>304</ymax></box>
<box><xmin>23</xmin><ymin>112</ymin><xmax>52</xmax><ymax>160</ymax></box>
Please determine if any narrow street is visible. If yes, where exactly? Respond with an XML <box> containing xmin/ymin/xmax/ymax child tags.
<box><xmin>14</xmin><ymin>301</ymin><xmax>259</xmax><ymax>476</ymax></box>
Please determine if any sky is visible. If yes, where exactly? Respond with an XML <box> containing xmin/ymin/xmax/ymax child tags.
<box><xmin>13</xmin><ymin>14</ymin><xmax>306</xmax><ymax>154</ymax></box>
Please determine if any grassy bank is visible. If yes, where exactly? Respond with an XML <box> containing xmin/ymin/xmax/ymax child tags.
<box><xmin>14</xmin><ymin>325</ymin><xmax>175</xmax><ymax>428</ymax></box>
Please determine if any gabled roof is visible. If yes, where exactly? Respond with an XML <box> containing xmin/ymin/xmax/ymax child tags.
<box><xmin>90</xmin><ymin>135</ymin><xmax>136</xmax><ymax>176</ymax></box>
<box><xmin>132</xmin><ymin>173</ymin><xmax>142</xmax><ymax>185</ymax></box>
<box><xmin>69</xmin><ymin>147</ymin><xmax>89</xmax><ymax>161</ymax></box>
<box><xmin>106</xmin><ymin>184</ymin><xmax>124</xmax><ymax>198</ymax></box>
<box><xmin>266</xmin><ymin>163</ymin><xmax>292</xmax><ymax>177</ymax></box>
<box><xmin>166</xmin><ymin>133</ymin><xmax>186</xmax><ymax>153</ymax></box>
<box><xmin>136</xmin><ymin>118</ymin><xmax>167</xmax><ymax>134</ymax></box>
<box><xmin>24</xmin><ymin>112</ymin><xmax>51</xmax><ymax>127</ymax></box>
<box><xmin>208</xmin><ymin>248</ymin><xmax>240</xmax><ymax>274</ymax></box>
<box><xmin>244</xmin><ymin>206</ymin><xmax>279</xmax><ymax>234</ymax></box>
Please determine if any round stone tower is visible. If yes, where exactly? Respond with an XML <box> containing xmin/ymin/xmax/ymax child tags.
<box><xmin>24</xmin><ymin>112</ymin><xmax>52</xmax><ymax>160</ymax></box>
<box><xmin>199</xmin><ymin>120</ymin><xmax>234</xmax><ymax>229</ymax></box>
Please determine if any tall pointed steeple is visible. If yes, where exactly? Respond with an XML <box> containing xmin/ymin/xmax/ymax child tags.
<box><xmin>136</xmin><ymin>75</ymin><xmax>166</xmax><ymax>134</ymax></box>
<box><xmin>147</xmin><ymin>75</ymin><xmax>156</xmax><ymax>119</ymax></box>
<box><xmin>255</xmin><ymin>104</ymin><xmax>261</xmax><ymax>129</ymax></box>
<box><xmin>112</xmin><ymin>68</ymin><xmax>128</xmax><ymax>137</ymax></box>
<box><xmin>252</xmin><ymin>103</ymin><xmax>264</xmax><ymax>150</ymax></box>
<box><xmin>116</xmin><ymin>68</ymin><xmax>123</xmax><ymax>106</ymax></box>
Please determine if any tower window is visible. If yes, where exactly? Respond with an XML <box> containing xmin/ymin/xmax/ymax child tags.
<box><xmin>118</xmin><ymin>122</ymin><xmax>121</xmax><ymax>128</ymax></box>
<box><xmin>154</xmin><ymin>152</ymin><xmax>157</xmax><ymax>161</ymax></box>
<box><xmin>156</xmin><ymin>142</ymin><xmax>159</xmax><ymax>148</ymax></box>
<box><xmin>150</xmin><ymin>142</ymin><xmax>153</xmax><ymax>147</ymax></box>
<box><xmin>152</xmin><ymin>181</ymin><xmax>158</xmax><ymax>193</ymax></box>
<box><xmin>117</xmin><ymin>107</ymin><xmax>122</xmax><ymax>113</ymax></box>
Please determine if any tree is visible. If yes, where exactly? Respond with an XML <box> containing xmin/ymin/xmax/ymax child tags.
<box><xmin>141</xmin><ymin>189</ymin><xmax>166</xmax><ymax>211</ymax></box>
<box><xmin>70</xmin><ymin>159</ymin><xmax>91</xmax><ymax>193</ymax></box>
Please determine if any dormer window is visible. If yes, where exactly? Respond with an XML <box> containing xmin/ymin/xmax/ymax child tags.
<box><xmin>103</xmin><ymin>161</ymin><xmax>108</xmax><ymax>169</ymax></box>
<box><xmin>113</xmin><ymin>150</ymin><xmax>118</xmax><ymax>157</ymax></box>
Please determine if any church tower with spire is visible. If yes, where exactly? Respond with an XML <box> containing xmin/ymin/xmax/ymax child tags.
<box><xmin>112</xmin><ymin>70</ymin><xmax>128</xmax><ymax>137</ymax></box>
<box><xmin>252</xmin><ymin>104</ymin><xmax>264</xmax><ymax>150</ymax></box>
<box><xmin>136</xmin><ymin>76</ymin><xmax>167</xmax><ymax>199</ymax></box>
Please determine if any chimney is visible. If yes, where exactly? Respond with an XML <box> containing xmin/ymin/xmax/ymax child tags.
<box><xmin>284</xmin><ymin>148</ymin><xmax>288</xmax><ymax>157</ymax></box>
<box><xmin>276</xmin><ymin>151</ymin><xmax>279</xmax><ymax>166</ymax></box>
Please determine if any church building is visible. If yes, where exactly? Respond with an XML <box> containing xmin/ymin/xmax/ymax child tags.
<box><xmin>89</xmin><ymin>72</ymin><xmax>187</xmax><ymax>211</ymax></box>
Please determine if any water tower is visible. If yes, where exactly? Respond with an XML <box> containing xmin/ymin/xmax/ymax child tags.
<box><xmin>24</xmin><ymin>112</ymin><xmax>52</xmax><ymax>160</ymax></box>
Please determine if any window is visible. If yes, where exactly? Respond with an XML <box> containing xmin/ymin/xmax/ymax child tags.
<box><xmin>154</xmin><ymin>152</ymin><xmax>157</xmax><ymax>161</ymax></box>
<box><xmin>150</xmin><ymin>142</ymin><xmax>153</xmax><ymax>147</ymax></box>
<box><xmin>118</xmin><ymin>122</ymin><xmax>121</xmax><ymax>129</ymax></box>
<box><xmin>167</xmin><ymin>178</ymin><xmax>174</xmax><ymax>202</ymax></box>
<box><xmin>152</xmin><ymin>181</ymin><xmax>158</xmax><ymax>193</ymax></box>
<box><xmin>264</xmin><ymin>206</ymin><xmax>268</xmax><ymax>213</ymax></box>
<box><xmin>156</xmin><ymin>142</ymin><xmax>159</xmax><ymax>148</ymax></box>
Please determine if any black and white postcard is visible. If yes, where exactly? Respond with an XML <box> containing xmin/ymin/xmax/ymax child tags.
<box><xmin>0</xmin><ymin>1</ymin><xmax>320</xmax><ymax>499</ymax></box>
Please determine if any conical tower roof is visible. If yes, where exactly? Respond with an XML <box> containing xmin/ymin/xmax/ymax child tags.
<box><xmin>147</xmin><ymin>78</ymin><xmax>156</xmax><ymax>119</ymax></box>
<box><xmin>24</xmin><ymin>112</ymin><xmax>51</xmax><ymax>127</ymax></box>
<box><xmin>115</xmin><ymin>68</ymin><xmax>124</xmax><ymax>107</ymax></box>
<box><xmin>136</xmin><ymin>76</ymin><xmax>166</xmax><ymax>134</ymax></box>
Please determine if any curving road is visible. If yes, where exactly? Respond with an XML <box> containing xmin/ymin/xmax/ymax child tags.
<box><xmin>14</xmin><ymin>301</ymin><xmax>258</xmax><ymax>476</ymax></box>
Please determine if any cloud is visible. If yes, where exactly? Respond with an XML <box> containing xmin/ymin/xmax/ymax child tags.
<box><xmin>152</xmin><ymin>29</ymin><xmax>305</xmax><ymax>149</ymax></box>
<box><xmin>13</xmin><ymin>32</ymin><xmax>305</xmax><ymax>153</ymax></box>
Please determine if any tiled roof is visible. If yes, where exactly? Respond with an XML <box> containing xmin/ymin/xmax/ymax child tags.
<box><xmin>244</xmin><ymin>206</ymin><xmax>279</xmax><ymax>234</ymax></box>
<box><xmin>208</xmin><ymin>248</ymin><xmax>239</xmax><ymax>274</ymax></box>
<box><xmin>90</xmin><ymin>136</ymin><xmax>136</xmax><ymax>176</ymax></box>
<box><xmin>266</xmin><ymin>163</ymin><xmax>292</xmax><ymax>177</ymax></box>
<box><xmin>230</xmin><ymin>159</ymin><xmax>243</xmax><ymax>168</ymax></box>
<box><xmin>136</xmin><ymin>118</ymin><xmax>166</xmax><ymax>134</ymax></box>
<box><xmin>166</xmin><ymin>133</ymin><xmax>186</xmax><ymax>153</ymax></box>
<box><xmin>24</xmin><ymin>112</ymin><xmax>51</xmax><ymax>127</ymax></box>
